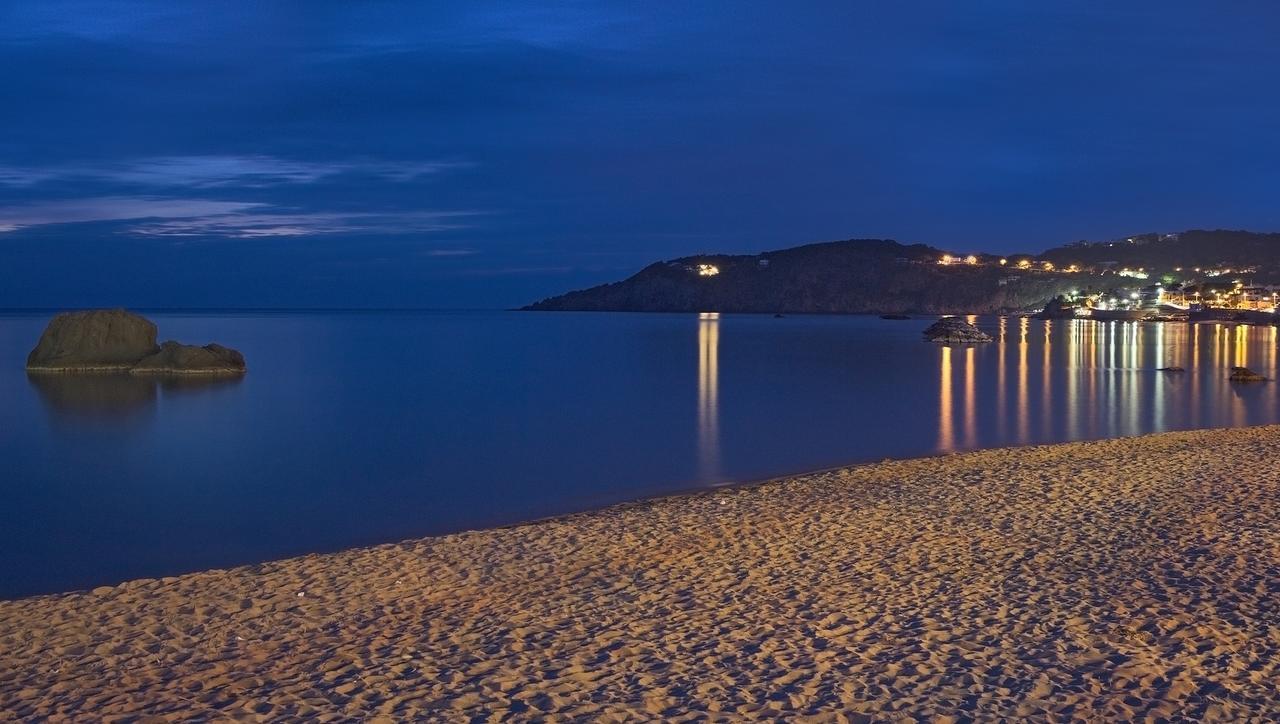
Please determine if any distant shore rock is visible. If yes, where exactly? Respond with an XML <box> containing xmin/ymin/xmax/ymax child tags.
<box><xmin>1157</xmin><ymin>366</ymin><xmax>1186</xmax><ymax>373</ymax></box>
<box><xmin>923</xmin><ymin>317</ymin><xmax>993</xmax><ymax>344</ymax></box>
<box><xmin>1229</xmin><ymin>366</ymin><xmax>1268</xmax><ymax>382</ymax></box>
<box><xmin>26</xmin><ymin>309</ymin><xmax>159</xmax><ymax>372</ymax></box>
<box><xmin>880</xmin><ymin>314</ymin><xmax>911</xmax><ymax>320</ymax></box>
<box><xmin>131</xmin><ymin>342</ymin><xmax>246</xmax><ymax>375</ymax></box>
<box><xmin>26</xmin><ymin>309</ymin><xmax>245</xmax><ymax>376</ymax></box>
<box><xmin>1034</xmin><ymin>296</ymin><xmax>1078</xmax><ymax>320</ymax></box>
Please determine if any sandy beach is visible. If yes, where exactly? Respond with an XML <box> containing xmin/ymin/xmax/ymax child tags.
<box><xmin>3</xmin><ymin>426</ymin><xmax>1280</xmax><ymax>721</ymax></box>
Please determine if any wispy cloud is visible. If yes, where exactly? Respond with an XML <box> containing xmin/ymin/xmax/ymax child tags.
<box><xmin>0</xmin><ymin>196</ymin><xmax>480</xmax><ymax>238</ymax></box>
<box><xmin>418</xmin><ymin>248</ymin><xmax>478</xmax><ymax>257</ymax></box>
<box><xmin>0</xmin><ymin>197</ymin><xmax>263</xmax><ymax>232</ymax></box>
<box><xmin>130</xmin><ymin>210</ymin><xmax>478</xmax><ymax>238</ymax></box>
<box><xmin>0</xmin><ymin>155</ymin><xmax>467</xmax><ymax>188</ymax></box>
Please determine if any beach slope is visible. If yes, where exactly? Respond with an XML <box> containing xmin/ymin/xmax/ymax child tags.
<box><xmin>3</xmin><ymin>426</ymin><xmax>1280</xmax><ymax>720</ymax></box>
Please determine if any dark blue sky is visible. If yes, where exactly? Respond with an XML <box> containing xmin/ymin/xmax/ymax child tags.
<box><xmin>2</xmin><ymin>2</ymin><xmax>1279</xmax><ymax>308</ymax></box>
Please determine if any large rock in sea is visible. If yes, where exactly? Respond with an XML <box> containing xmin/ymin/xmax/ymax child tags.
<box><xmin>923</xmin><ymin>317</ymin><xmax>993</xmax><ymax>344</ymax></box>
<box><xmin>131</xmin><ymin>341</ymin><xmax>246</xmax><ymax>375</ymax></box>
<box><xmin>26</xmin><ymin>309</ymin><xmax>245</xmax><ymax>375</ymax></box>
<box><xmin>26</xmin><ymin>309</ymin><xmax>159</xmax><ymax>371</ymax></box>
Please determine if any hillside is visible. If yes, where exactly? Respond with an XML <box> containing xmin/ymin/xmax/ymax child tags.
<box><xmin>524</xmin><ymin>239</ymin><xmax>1101</xmax><ymax>315</ymax></box>
<box><xmin>524</xmin><ymin>230</ymin><xmax>1280</xmax><ymax>314</ymax></box>
<box><xmin>1039</xmin><ymin>229</ymin><xmax>1280</xmax><ymax>278</ymax></box>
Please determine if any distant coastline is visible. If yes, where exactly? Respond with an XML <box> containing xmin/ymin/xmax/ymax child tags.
<box><xmin>525</xmin><ymin>229</ymin><xmax>1280</xmax><ymax>317</ymax></box>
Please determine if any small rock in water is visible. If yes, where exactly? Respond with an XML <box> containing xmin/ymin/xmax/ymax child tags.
<box><xmin>131</xmin><ymin>340</ymin><xmax>246</xmax><ymax>375</ymax></box>
<box><xmin>922</xmin><ymin>317</ymin><xmax>993</xmax><ymax>344</ymax></box>
<box><xmin>1157</xmin><ymin>366</ymin><xmax>1186</xmax><ymax>373</ymax></box>
<box><xmin>1229</xmin><ymin>366</ymin><xmax>1267</xmax><ymax>382</ymax></box>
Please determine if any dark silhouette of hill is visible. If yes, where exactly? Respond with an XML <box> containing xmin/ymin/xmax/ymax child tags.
<box><xmin>525</xmin><ymin>239</ymin><xmax>1093</xmax><ymax>314</ymax></box>
<box><xmin>524</xmin><ymin>230</ymin><xmax>1280</xmax><ymax>314</ymax></box>
<box><xmin>1040</xmin><ymin>229</ymin><xmax>1280</xmax><ymax>274</ymax></box>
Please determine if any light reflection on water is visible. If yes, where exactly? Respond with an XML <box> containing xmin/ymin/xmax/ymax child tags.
<box><xmin>2</xmin><ymin>310</ymin><xmax>1279</xmax><ymax>598</ymax></box>
<box><xmin>918</xmin><ymin>319</ymin><xmax>1279</xmax><ymax>454</ymax></box>
<box><xmin>698</xmin><ymin>312</ymin><xmax>720</xmax><ymax>479</ymax></box>
<box><xmin>688</xmin><ymin>315</ymin><xmax>1280</xmax><ymax>474</ymax></box>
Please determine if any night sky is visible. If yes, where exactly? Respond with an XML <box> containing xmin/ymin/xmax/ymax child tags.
<box><xmin>2</xmin><ymin>2</ymin><xmax>1279</xmax><ymax>308</ymax></box>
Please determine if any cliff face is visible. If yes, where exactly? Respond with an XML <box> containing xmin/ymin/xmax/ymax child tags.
<box><xmin>524</xmin><ymin>239</ymin><xmax>1101</xmax><ymax>314</ymax></box>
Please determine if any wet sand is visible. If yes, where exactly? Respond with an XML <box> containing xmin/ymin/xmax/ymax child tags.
<box><xmin>3</xmin><ymin>426</ymin><xmax>1280</xmax><ymax>721</ymax></box>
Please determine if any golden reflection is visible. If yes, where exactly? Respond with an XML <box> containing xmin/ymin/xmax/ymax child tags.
<box><xmin>964</xmin><ymin>345</ymin><xmax>976</xmax><ymax>447</ymax></box>
<box><xmin>1232</xmin><ymin>332</ymin><xmax>1246</xmax><ymax>426</ymax></box>
<box><xmin>1132</xmin><ymin>321</ymin><xmax>1143</xmax><ymax>370</ymax></box>
<box><xmin>997</xmin><ymin>317</ymin><xmax>1007</xmax><ymax>437</ymax></box>
<box><xmin>1042</xmin><ymin>320</ymin><xmax>1052</xmax><ymax>438</ymax></box>
<box><xmin>1090</xmin><ymin>323</ymin><xmax>1100</xmax><ymax>437</ymax></box>
<box><xmin>1066</xmin><ymin>320</ymin><xmax>1079</xmax><ymax>438</ymax></box>
<box><xmin>1191</xmin><ymin>324</ymin><xmax>1201</xmax><ymax>427</ymax></box>
<box><xmin>1271</xmin><ymin>326</ymin><xmax>1278</xmax><ymax>379</ymax></box>
<box><xmin>1017</xmin><ymin>317</ymin><xmax>1029</xmax><ymax>443</ymax></box>
<box><xmin>939</xmin><ymin>345</ymin><xmax>954</xmax><ymax>451</ymax></box>
<box><xmin>1105</xmin><ymin>322</ymin><xmax>1116</xmax><ymax>370</ymax></box>
<box><xmin>924</xmin><ymin>316</ymin><xmax>1280</xmax><ymax>450</ymax></box>
<box><xmin>1125</xmin><ymin>323</ymin><xmax>1138</xmax><ymax>435</ymax></box>
<box><xmin>697</xmin><ymin>313</ymin><xmax>720</xmax><ymax>478</ymax></box>
<box><xmin>1153</xmin><ymin>322</ymin><xmax>1165</xmax><ymax>429</ymax></box>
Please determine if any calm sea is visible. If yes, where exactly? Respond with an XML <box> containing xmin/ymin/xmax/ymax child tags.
<box><xmin>2</xmin><ymin>311</ymin><xmax>1278</xmax><ymax>599</ymax></box>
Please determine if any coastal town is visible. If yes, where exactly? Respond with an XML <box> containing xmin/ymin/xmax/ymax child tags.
<box><xmin>931</xmin><ymin>241</ymin><xmax>1280</xmax><ymax>323</ymax></box>
<box><xmin>653</xmin><ymin>231</ymin><xmax>1280</xmax><ymax>323</ymax></box>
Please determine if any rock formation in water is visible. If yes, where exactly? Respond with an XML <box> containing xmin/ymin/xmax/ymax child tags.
<box><xmin>26</xmin><ymin>309</ymin><xmax>245</xmax><ymax>375</ymax></box>
<box><xmin>131</xmin><ymin>342</ymin><xmax>246</xmax><ymax>375</ymax></box>
<box><xmin>923</xmin><ymin>317</ymin><xmax>993</xmax><ymax>344</ymax></box>
<box><xmin>26</xmin><ymin>309</ymin><xmax>160</xmax><ymax>371</ymax></box>
<box><xmin>1229</xmin><ymin>366</ymin><xmax>1267</xmax><ymax>382</ymax></box>
<box><xmin>1035</xmin><ymin>296</ymin><xmax>1078</xmax><ymax>320</ymax></box>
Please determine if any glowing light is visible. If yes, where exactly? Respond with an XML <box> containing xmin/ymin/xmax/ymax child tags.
<box><xmin>965</xmin><ymin>255</ymin><xmax>979</xmax><ymax>265</ymax></box>
<box><xmin>999</xmin><ymin>258</ymin><xmax>1008</xmax><ymax>265</ymax></box>
<box><xmin>938</xmin><ymin>254</ymin><xmax>955</xmax><ymax>265</ymax></box>
<box><xmin>1042</xmin><ymin>261</ymin><xmax>1055</xmax><ymax>271</ymax></box>
<box><xmin>697</xmin><ymin>264</ymin><xmax>720</xmax><ymax>277</ymax></box>
<box><xmin>1016</xmin><ymin>259</ymin><xmax>1032</xmax><ymax>269</ymax></box>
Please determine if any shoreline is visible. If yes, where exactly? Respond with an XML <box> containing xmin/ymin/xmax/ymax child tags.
<box><xmin>0</xmin><ymin>427</ymin><xmax>1187</xmax><ymax>603</ymax></box>
<box><xmin>5</xmin><ymin>425</ymin><xmax>1280</xmax><ymax>718</ymax></box>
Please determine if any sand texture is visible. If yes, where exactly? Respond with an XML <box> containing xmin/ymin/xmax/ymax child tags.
<box><xmin>4</xmin><ymin>426</ymin><xmax>1280</xmax><ymax>721</ymax></box>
